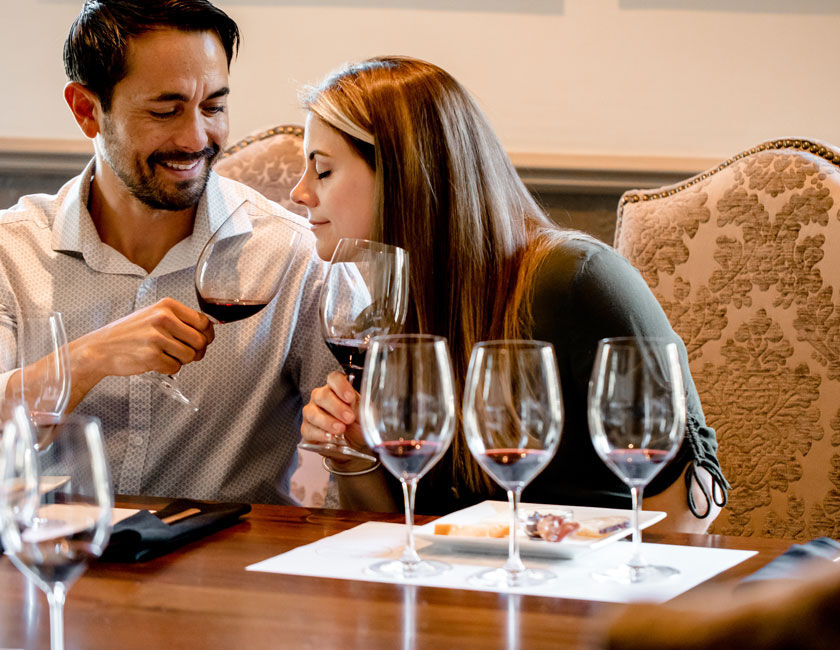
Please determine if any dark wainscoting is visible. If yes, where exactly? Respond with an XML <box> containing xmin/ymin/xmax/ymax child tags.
<box><xmin>0</xmin><ymin>150</ymin><xmax>695</xmax><ymax>246</ymax></box>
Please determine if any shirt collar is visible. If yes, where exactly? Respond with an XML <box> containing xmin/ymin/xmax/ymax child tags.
<box><xmin>50</xmin><ymin>160</ymin><xmax>243</xmax><ymax>278</ymax></box>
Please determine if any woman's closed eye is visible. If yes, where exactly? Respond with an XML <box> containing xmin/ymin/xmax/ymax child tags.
<box><xmin>317</xmin><ymin>169</ymin><xmax>332</xmax><ymax>180</ymax></box>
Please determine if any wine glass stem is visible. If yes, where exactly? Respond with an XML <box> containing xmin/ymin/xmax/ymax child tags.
<box><xmin>331</xmin><ymin>371</ymin><xmax>358</xmax><ymax>448</ymax></box>
<box><xmin>399</xmin><ymin>478</ymin><xmax>421</xmax><ymax>565</ymax></box>
<box><xmin>504</xmin><ymin>489</ymin><xmax>526</xmax><ymax>575</ymax></box>
<box><xmin>628</xmin><ymin>484</ymin><xmax>645</xmax><ymax>569</ymax></box>
<box><xmin>47</xmin><ymin>582</ymin><xmax>67</xmax><ymax>650</ymax></box>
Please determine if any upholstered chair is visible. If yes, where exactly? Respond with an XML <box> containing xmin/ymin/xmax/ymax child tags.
<box><xmin>215</xmin><ymin>125</ymin><xmax>329</xmax><ymax>508</ymax></box>
<box><xmin>214</xmin><ymin>124</ymin><xmax>307</xmax><ymax>218</ymax></box>
<box><xmin>615</xmin><ymin>138</ymin><xmax>840</xmax><ymax>540</ymax></box>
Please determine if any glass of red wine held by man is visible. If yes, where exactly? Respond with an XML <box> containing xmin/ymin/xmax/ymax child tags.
<box><xmin>298</xmin><ymin>238</ymin><xmax>409</xmax><ymax>462</ymax></box>
<box><xmin>144</xmin><ymin>200</ymin><xmax>303</xmax><ymax>409</ymax></box>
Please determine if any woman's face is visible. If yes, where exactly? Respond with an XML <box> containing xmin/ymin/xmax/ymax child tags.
<box><xmin>291</xmin><ymin>113</ymin><xmax>376</xmax><ymax>260</ymax></box>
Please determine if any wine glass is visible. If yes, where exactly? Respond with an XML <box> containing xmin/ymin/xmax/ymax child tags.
<box><xmin>13</xmin><ymin>311</ymin><xmax>71</xmax><ymax>450</ymax></box>
<box><xmin>0</xmin><ymin>410</ymin><xmax>113</xmax><ymax>650</ymax></box>
<box><xmin>144</xmin><ymin>200</ymin><xmax>304</xmax><ymax>409</ymax></box>
<box><xmin>462</xmin><ymin>340</ymin><xmax>563</xmax><ymax>588</ymax></box>
<box><xmin>359</xmin><ymin>334</ymin><xmax>456</xmax><ymax>578</ymax></box>
<box><xmin>587</xmin><ymin>336</ymin><xmax>686</xmax><ymax>584</ymax></box>
<box><xmin>298</xmin><ymin>238</ymin><xmax>409</xmax><ymax>462</ymax></box>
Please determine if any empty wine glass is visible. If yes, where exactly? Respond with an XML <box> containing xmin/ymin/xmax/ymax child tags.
<box><xmin>359</xmin><ymin>334</ymin><xmax>456</xmax><ymax>578</ymax></box>
<box><xmin>0</xmin><ymin>411</ymin><xmax>113</xmax><ymax>650</ymax></box>
<box><xmin>298</xmin><ymin>238</ymin><xmax>409</xmax><ymax>462</ymax></box>
<box><xmin>13</xmin><ymin>311</ymin><xmax>71</xmax><ymax>450</ymax></box>
<box><xmin>463</xmin><ymin>340</ymin><xmax>563</xmax><ymax>588</ymax></box>
<box><xmin>587</xmin><ymin>336</ymin><xmax>686</xmax><ymax>584</ymax></box>
<box><xmin>143</xmin><ymin>200</ymin><xmax>304</xmax><ymax>409</ymax></box>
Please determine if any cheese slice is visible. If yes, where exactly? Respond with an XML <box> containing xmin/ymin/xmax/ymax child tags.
<box><xmin>433</xmin><ymin>521</ymin><xmax>509</xmax><ymax>538</ymax></box>
<box><xmin>574</xmin><ymin>516</ymin><xmax>630</xmax><ymax>539</ymax></box>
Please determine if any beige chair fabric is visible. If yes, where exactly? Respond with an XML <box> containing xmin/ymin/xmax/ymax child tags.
<box><xmin>214</xmin><ymin>125</ymin><xmax>307</xmax><ymax>218</ymax></box>
<box><xmin>214</xmin><ymin>124</ymin><xmax>329</xmax><ymax>508</ymax></box>
<box><xmin>615</xmin><ymin>138</ymin><xmax>840</xmax><ymax>539</ymax></box>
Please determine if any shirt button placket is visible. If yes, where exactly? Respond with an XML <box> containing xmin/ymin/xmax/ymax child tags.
<box><xmin>119</xmin><ymin>277</ymin><xmax>156</xmax><ymax>494</ymax></box>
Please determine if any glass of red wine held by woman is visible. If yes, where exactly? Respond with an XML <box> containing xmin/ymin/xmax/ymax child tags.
<box><xmin>298</xmin><ymin>238</ymin><xmax>409</xmax><ymax>462</ymax></box>
<box><xmin>144</xmin><ymin>200</ymin><xmax>304</xmax><ymax>409</ymax></box>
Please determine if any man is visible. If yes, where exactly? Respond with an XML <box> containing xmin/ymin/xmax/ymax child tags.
<box><xmin>0</xmin><ymin>0</ymin><xmax>336</xmax><ymax>504</ymax></box>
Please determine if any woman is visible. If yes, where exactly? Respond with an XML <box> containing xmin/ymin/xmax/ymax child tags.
<box><xmin>293</xmin><ymin>56</ymin><xmax>727</xmax><ymax>531</ymax></box>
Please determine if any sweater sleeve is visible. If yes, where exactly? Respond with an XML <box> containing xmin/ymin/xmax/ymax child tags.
<box><xmin>527</xmin><ymin>238</ymin><xmax>728</xmax><ymax>517</ymax></box>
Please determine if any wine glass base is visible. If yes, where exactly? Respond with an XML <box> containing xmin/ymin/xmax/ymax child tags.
<box><xmin>366</xmin><ymin>558</ymin><xmax>450</xmax><ymax>579</ymax></box>
<box><xmin>469</xmin><ymin>566</ymin><xmax>556</xmax><ymax>589</ymax></box>
<box><xmin>591</xmin><ymin>563</ymin><xmax>680</xmax><ymax>585</ymax></box>
<box><xmin>297</xmin><ymin>441</ymin><xmax>377</xmax><ymax>463</ymax></box>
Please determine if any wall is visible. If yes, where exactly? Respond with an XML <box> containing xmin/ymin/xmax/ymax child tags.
<box><xmin>2</xmin><ymin>0</ymin><xmax>840</xmax><ymax>169</ymax></box>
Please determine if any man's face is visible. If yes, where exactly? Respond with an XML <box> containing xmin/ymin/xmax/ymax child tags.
<box><xmin>97</xmin><ymin>28</ymin><xmax>230</xmax><ymax>211</ymax></box>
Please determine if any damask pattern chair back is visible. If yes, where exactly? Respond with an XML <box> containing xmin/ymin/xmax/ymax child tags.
<box><xmin>215</xmin><ymin>124</ymin><xmax>329</xmax><ymax>508</ymax></box>
<box><xmin>213</xmin><ymin>125</ymin><xmax>307</xmax><ymax>218</ymax></box>
<box><xmin>615</xmin><ymin>138</ymin><xmax>840</xmax><ymax>539</ymax></box>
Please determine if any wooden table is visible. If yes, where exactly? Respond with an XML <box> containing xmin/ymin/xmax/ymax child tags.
<box><xmin>0</xmin><ymin>499</ymin><xmax>793</xmax><ymax>649</ymax></box>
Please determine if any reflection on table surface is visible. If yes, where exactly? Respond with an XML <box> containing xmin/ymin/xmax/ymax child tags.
<box><xmin>0</xmin><ymin>496</ymin><xmax>795</xmax><ymax>650</ymax></box>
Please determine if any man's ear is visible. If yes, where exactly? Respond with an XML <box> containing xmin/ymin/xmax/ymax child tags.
<box><xmin>64</xmin><ymin>82</ymin><xmax>102</xmax><ymax>139</ymax></box>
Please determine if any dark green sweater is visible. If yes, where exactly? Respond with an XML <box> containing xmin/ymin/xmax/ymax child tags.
<box><xmin>408</xmin><ymin>237</ymin><xmax>728</xmax><ymax>517</ymax></box>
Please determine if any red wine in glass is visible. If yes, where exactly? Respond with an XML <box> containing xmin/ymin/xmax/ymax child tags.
<box><xmin>478</xmin><ymin>448</ymin><xmax>551</xmax><ymax>489</ymax></box>
<box><xmin>603</xmin><ymin>448</ymin><xmax>670</xmax><ymax>483</ymax></box>
<box><xmin>299</xmin><ymin>238</ymin><xmax>409</xmax><ymax>463</ymax></box>
<box><xmin>463</xmin><ymin>340</ymin><xmax>563</xmax><ymax>588</ymax></box>
<box><xmin>324</xmin><ymin>338</ymin><xmax>367</xmax><ymax>392</ymax></box>
<box><xmin>0</xmin><ymin>411</ymin><xmax>113</xmax><ymax>650</ymax></box>
<box><xmin>359</xmin><ymin>334</ymin><xmax>456</xmax><ymax>579</ymax></box>
<box><xmin>144</xmin><ymin>200</ymin><xmax>303</xmax><ymax>409</ymax></box>
<box><xmin>195</xmin><ymin>296</ymin><xmax>269</xmax><ymax>324</ymax></box>
<box><xmin>588</xmin><ymin>336</ymin><xmax>686</xmax><ymax>584</ymax></box>
<box><xmin>374</xmin><ymin>439</ymin><xmax>442</xmax><ymax>478</ymax></box>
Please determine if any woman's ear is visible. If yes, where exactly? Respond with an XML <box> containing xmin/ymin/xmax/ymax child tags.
<box><xmin>64</xmin><ymin>82</ymin><xmax>101</xmax><ymax>139</ymax></box>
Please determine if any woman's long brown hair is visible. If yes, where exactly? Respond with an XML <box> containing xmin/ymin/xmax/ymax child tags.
<box><xmin>304</xmin><ymin>56</ymin><xmax>571</xmax><ymax>492</ymax></box>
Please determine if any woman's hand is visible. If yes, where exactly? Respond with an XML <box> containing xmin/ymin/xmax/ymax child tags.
<box><xmin>302</xmin><ymin>371</ymin><xmax>399</xmax><ymax>512</ymax></box>
<box><xmin>301</xmin><ymin>371</ymin><xmax>372</xmax><ymax>464</ymax></box>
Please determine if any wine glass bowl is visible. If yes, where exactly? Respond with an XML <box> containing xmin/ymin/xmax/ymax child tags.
<box><xmin>14</xmin><ymin>311</ymin><xmax>71</xmax><ymax>449</ymax></box>
<box><xmin>463</xmin><ymin>340</ymin><xmax>563</xmax><ymax>588</ymax></box>
<box><xmin>299</xmin><ymin>238</ymin><xmax>409</xmax><ymax>462</ymax></box>
<box><xmin>143</xmin><ymin>200</ymin><xmax>303</xmax><ymax>409</ymax></box>
<box><xmin>0</xmin><ymin>410</ymin><xmax>113</xmax><ymax>650</ymax></box>
<box><xmin>587</xmin><ymin>336</ymin><xmax>686</xmax><ymax>584</ymax></box>
<box><xmin>194</xmin><ymin>200</ymin><xmax>303</xmax><ymax>324</ymax></box>
<box><xmin>359</xmin><ymin>334</ymin><xmax>456</xmax><ymax>578</ymax></box>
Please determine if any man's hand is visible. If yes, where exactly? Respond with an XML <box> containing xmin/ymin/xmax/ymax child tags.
<box><xmin>65</xmin><ymin>298</ymin><xmax>215</xmax><ymax>407</ymax></box>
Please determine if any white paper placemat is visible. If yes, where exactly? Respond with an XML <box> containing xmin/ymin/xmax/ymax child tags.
<box><xmin>247</xmin><ymin>522</ymin><xmax>756</xmax><ymax>603</ymax></box>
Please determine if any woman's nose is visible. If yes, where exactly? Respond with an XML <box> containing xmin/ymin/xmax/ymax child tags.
<box><xmin>290</xmin><ymin>175</ymin><xmax>315</xmax><ymax>207</ymax></box>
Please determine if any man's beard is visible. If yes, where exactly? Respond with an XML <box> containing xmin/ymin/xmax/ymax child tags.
<box><xmin>99</xmin><ymin>120</ymin><xmax>221</xmax><ymax>211</ymax></box>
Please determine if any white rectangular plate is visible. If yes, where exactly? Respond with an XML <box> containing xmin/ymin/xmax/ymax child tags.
<box><xmin>415</xmin><ymin>500</ymin><xmax>665</xmax><ymax>559</ymax></box>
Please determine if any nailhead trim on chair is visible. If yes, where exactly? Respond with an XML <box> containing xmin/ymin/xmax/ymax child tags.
<box><xmin>218</xmin><ymin>125</ymin><xmax>305</xmax><ymax>159</ymax></box>
<box><xmin>615</xmin><ymin>137</ymin><xmax>840</xmax><ymax>243</ymax></box>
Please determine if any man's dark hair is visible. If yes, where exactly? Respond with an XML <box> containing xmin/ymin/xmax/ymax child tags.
<box><xmin>63</xmin><ymin>0</ymin><xmax>240</xmax><ymax>112</ymax></box>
